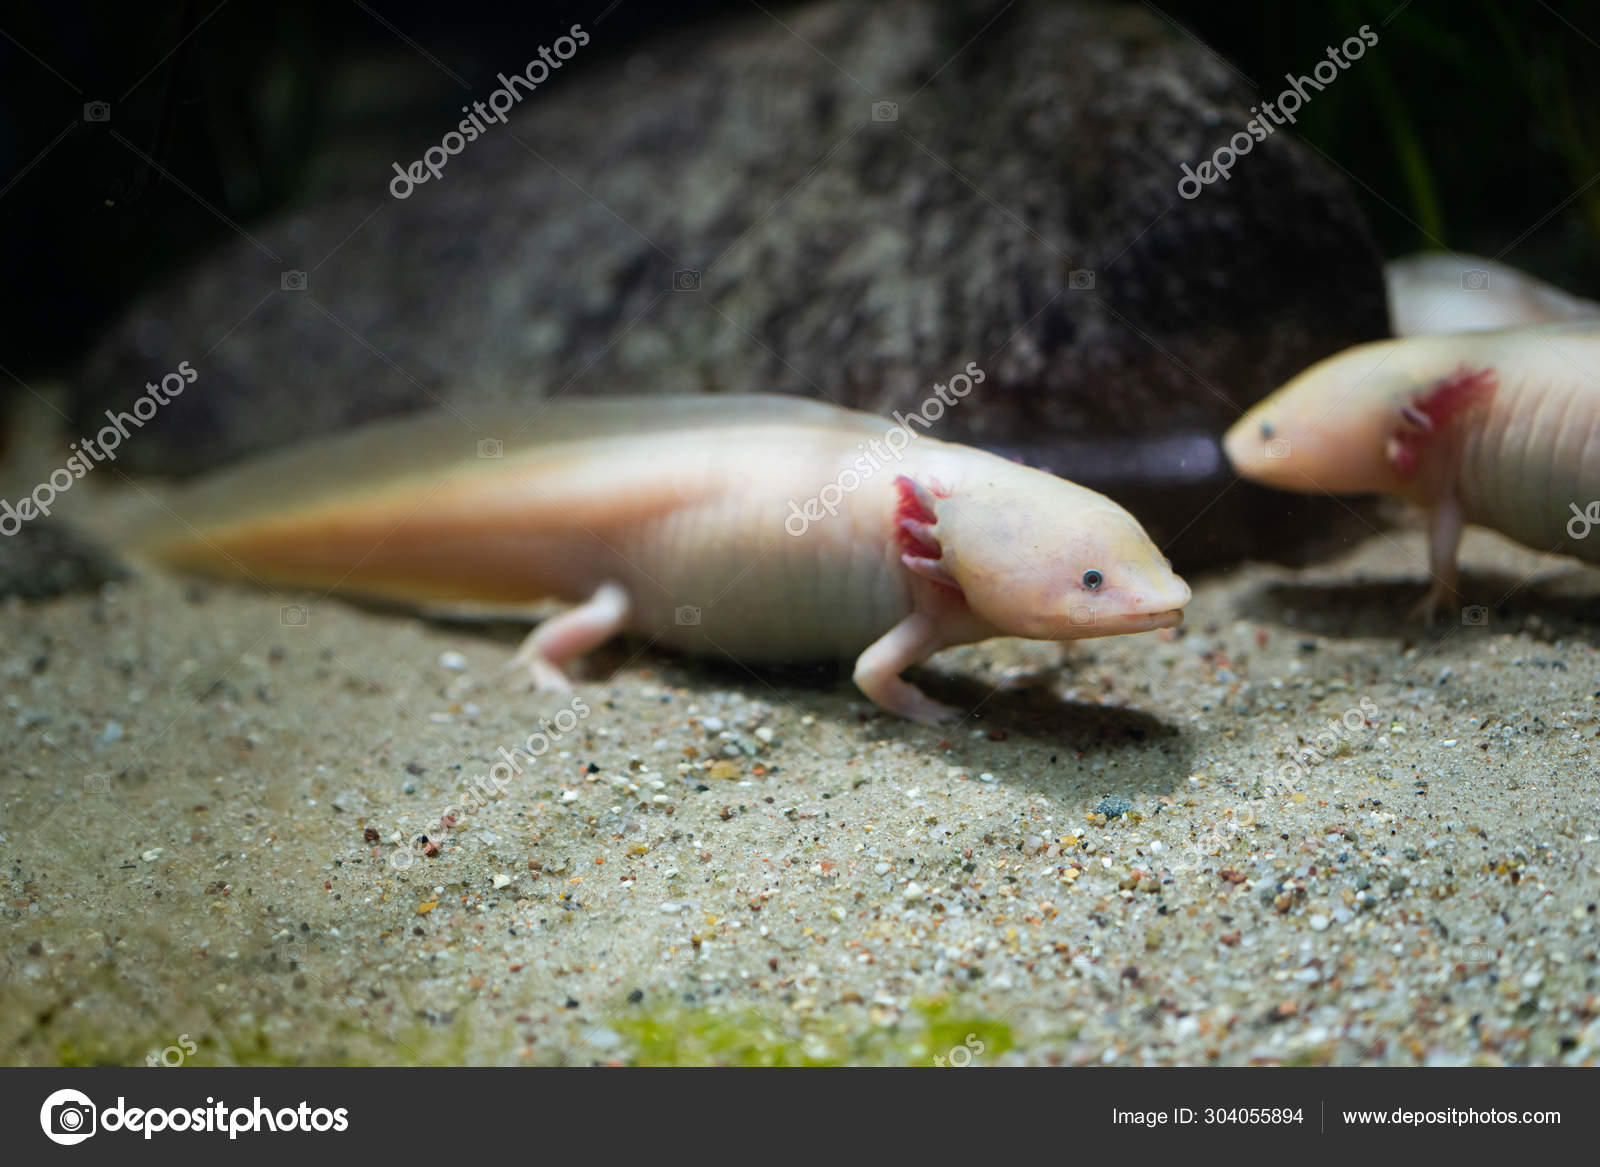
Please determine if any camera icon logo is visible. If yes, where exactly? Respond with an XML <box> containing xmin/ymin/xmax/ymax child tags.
<box><xmin>477</xmin><ymin>438</ymin><xmax>504</xmax><ymax>459</ymax></box>
<box><xmin>675</xmin><ymin>605</ymin><xmax>701</xmax><ymax>626</ymax></box>
<box><xmin>1169</xmin><ymin>836</ymin><xmax>1209</xmax><ymax>874</ymax></box>
<box><xmin>1068</xmin><ymin>605</ymin><xmax>1096</xmax><ymax>626</ymax></box>
<box><xmin>1460</xmin><ymin>269</ymin><xmax>1490</xmax><ymax>291</ymax></box>
<box><xmin>83</xmin><ymin>101</ymin><xmax>111</xmax><ymax>123</ymax></box>
<box><xmin>871</xmin><ymin>101</ymin><xmax>899</xmax><ymax>122</ymax></box>
<box><xmin>672</xmin><ymin>269</ymin><xmax>702</xmax><ymax>292</ymax></box>
<box><xmin>1461</xmin><ymin>605</ymin><xmax>1489</xmax><ymax>626</ymax></box>
<box><xmin>1264</xmin><ymin>437</ymin><xmax>1292</xmax><ymax>460</ymax></box>
<box><xmin>1069</xmin><ymin>269</ymin><xmax>1096</xmax><ymax>290</ymax></box>
<box><xmin>280</xmin><ymin>269</ymin><xmax>308</xmax><ymax>292</ymax></box>
<box><xmin>659</xmin><ymin>941</ymin><xmax>700</xmax><ymax>971</ymax></box>
<box><xmin>84</xmin><ymin>774</ymin><xmax>110</xmax><ymax>794</ymax></box>
<box><xmin>1462</xmin><ymin>942</ymin><xmax>1494</xmax><ymax>966</ymax></box>
<box><xmin>280</xmin><ymin>604</ymin><xmax>308</xmax><ymax>627</ymax></box>
<box><xmin>40</xmin><ymin>1088</ymin><xmax>97</xmax><ymax>1145</ymax></box>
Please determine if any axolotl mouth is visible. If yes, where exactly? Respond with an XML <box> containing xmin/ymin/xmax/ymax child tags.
<box><xmin>1065</xmin><ymin>593</ymin><xmax>1189</xmax><ymax>638</ymax></box>
<box><xmin>1087</xmin><ymin>607</ymin><xmax>1184</xmax><ymax>636</ymax></box>
<box><xmin>1125</xmin><ymin>607</ymin><xmax>1185</xmax><ymax>633</ymax></box>
<box><xmin>1114</xmin><ymin>575</ymin><xmax>1192</xmax><ymax>635</ymax></box>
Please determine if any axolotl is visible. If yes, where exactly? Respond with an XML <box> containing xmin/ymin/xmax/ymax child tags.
<box><xmin>1384</xmin><ymin>252</ymin><xmax>1600</xmax><ymax>337</ymax></box>
<box><xmin>1223</xmin><ymin>325</ymin><xmax>1600</xmax><ymax>617</ymax></box>
<box><xmin>113</xmin><ymin>395</ymin><xmax>1190</xmax><ymax>724</ymax></box>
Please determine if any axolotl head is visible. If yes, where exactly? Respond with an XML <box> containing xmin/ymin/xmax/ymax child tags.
<box><xmin>896</xmin><ymin>461</ymin><xmax>1191</xmax><ymax>640</ymax></box>
<box><xmin>1222</xmin><ymin>336</ymin><xmax>1498</xmax><ymax>501</ymax></box>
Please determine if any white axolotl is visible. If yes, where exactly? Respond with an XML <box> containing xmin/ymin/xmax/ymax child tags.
<box><xmin>1224</xmin><ymin>324</ymin><xmax>1600</xmax><ymax>618</ymax></box>
<box><xmin>1384</xmin><ymin>252</ymin><xmax>1600</xmax><ymax>337</ymax></box>
<box><xmin>111</xmin><ymin>394</ymin><xmax>1190</xmax><ymax>724</ymax></box>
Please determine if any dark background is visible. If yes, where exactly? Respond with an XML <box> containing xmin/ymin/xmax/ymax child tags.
<box><xmin>2</xmin><ymin>0</ymin><xmax>1597</xmax><ymax>387</ymax></box>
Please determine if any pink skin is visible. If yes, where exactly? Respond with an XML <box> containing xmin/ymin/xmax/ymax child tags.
<box><xmin>114</xmin><ymin>395</ymin><xmax>1191</xmax><ymax>725</ymax></box>
<box><xmin>509</xmin><ymin>455</ymin><xmax>1190</xmax><ymax>725</ymax></box>
<box><xmin>1385</xmin><ymin>252</ymin><xmax>1600</xmax><ymax>337</ymax></box>
<box><xmin>1223</xmin><ymin>334</ymin><xmax>1523</xmax><ymax>621</ymax></box>
<box><xmin>864</xmin><ymin>469</ymin><xmax>1190</xmax><ymax>722</ymax></box>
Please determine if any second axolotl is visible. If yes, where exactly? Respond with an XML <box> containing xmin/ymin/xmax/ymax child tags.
<box><xmin>1223</xmin><ymin>324</ymin><xmax>1600</xmax><ymax>617</ymax></box>
<box><xmin>108</xmin><ymin>394</ymin><xmax>1191</xmax><ymax>724</ymax></box>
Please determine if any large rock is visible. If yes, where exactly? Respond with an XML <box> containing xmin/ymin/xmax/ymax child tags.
<box><xmin>78</xmin><ymin>0</ymin><xmax>1388</xmax><ymax>568</ymax></box>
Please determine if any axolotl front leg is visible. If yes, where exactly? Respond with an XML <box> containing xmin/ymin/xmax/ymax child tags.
<box><xmin>1385</xmin><ymin>373</ymin><xmax>1482</xmax><ymax>623</ymax></box>
<box><xmin>853</xmin><ymin>475</ymin><xmax>991</xmax><ymax>726</ymax></box>
<box><xmin>853</xmin><ymin>610</ymin><xmax>963</xmax><ymax>725</ymax></box>
<box><xmin>1414</xmin><ymin>495</ymin><xmax>1464</xmax><ymax>623</ymax></box>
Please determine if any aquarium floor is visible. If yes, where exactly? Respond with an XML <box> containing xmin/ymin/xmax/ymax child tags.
<box><xmin>4</xmin><ymin>523</ymin><xmax>1598</xmax><ymax>1066</ymax></box>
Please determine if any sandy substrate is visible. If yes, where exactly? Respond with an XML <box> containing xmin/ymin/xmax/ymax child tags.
<box><xmin>3</xmin><ymin>517</ymin><xmax>1598</xmax><ymax>1066</ymax></box>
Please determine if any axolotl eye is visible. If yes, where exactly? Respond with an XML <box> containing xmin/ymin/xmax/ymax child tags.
<box><xmin>1081</xmin><ymin>569</ymin><xmax>1103</xmax><ymax>590</ymax></box>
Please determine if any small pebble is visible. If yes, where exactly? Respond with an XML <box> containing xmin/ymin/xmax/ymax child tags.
<box><xmin>1308</xmin><ymin>913</ymin><xmax>1330</xmax><ymax>931</ymax></box>
<box><xmin>438</xmin><ymin>651</ymin><xmax>468</xmax><ymax>671</ymax></box>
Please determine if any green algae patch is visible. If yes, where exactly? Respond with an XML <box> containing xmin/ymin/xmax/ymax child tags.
<box><xmin>916</xmin><ymin>997</ymin><xmax>1015</xmax><ymax>1064</ymax></box>
<box><xmin>613</xmin><ymin>997</ymin><xmax>1014</xmax><ymax>1067</ymax></box>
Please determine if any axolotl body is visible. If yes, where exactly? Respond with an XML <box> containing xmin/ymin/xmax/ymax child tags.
<box><xmin>117</xmin><ymin>395</ymin><xmax>1190</xmax><ymax>723</ymax></box>
<box><xmin>1223</xmin><ymin>325</ymin><xmax>1600</xmax><ymax>615</ymax></box>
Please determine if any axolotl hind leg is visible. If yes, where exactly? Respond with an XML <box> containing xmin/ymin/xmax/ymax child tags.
<box><xmin>506</xmin><ymin>581</ymin><xmax>632</xmax><ymax>690</ymax></box>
